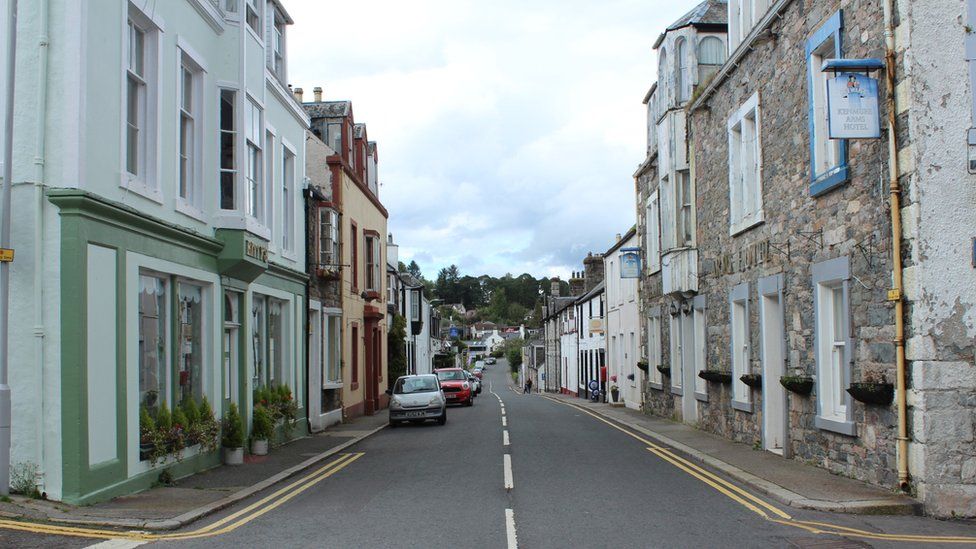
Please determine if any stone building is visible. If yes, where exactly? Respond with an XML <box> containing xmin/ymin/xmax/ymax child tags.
<box><xmin>633</xmin><ymin>0</ymin><xmax>976</xmax><ymax>516</ymax></box>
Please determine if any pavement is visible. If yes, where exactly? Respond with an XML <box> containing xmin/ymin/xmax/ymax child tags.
<box><xmin>0</xmin><ymin>412</ymin><xmax>389</xmax><ymax>531</ymax></box>
<box><xmin>540</xmin><ymin>391</ymin><xmax>921</xmax><ymax>515</ymax></box>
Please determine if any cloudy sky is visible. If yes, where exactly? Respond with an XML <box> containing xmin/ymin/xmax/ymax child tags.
<box><xmin>288</xmin><ymin>0</ymin><xmax>695</xmax><ymax>280</ymax></box>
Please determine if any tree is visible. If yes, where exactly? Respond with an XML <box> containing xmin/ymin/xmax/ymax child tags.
<box><xmin>387</xmin><ymin>314</ymin><xmax>407</xmax><ymax>389</ymax></box>
<box><xmin>406</xmin><ymin>260</ymin><xmax>422</xmax><ymax>278</ymax></box>
<box><xmin>502</xmin><ymin>338</ymin><xmax>524</xmax><ymax>372</ymax></box>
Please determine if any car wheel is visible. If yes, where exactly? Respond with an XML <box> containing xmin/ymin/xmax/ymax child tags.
<box><xmin>466</xmin><ymin>396</ymin><xmax>474</xmax><ymax>407</ymax></box>
<box><xmin>438</xmin><ymin>411</ymin><xmax>447</xmax><ymax>425</ymax></box>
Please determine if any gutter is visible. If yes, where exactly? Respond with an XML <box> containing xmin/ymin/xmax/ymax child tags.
<box><xmin>882</xmin><ymin>0</ymin><xmax>910</xmax><ymax>492</ymax></box>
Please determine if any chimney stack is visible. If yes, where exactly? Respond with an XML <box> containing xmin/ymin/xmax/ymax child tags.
<box><xmin>293</xmin><ymin>87</ymin><xmax>304</xmax><ymax>103</ymax></box>
<box><xmin>313</xmin><ymin>86</ymin><xmax>323</xmax><ymax>102</ymax></box>
<box><xmin>583</xmin><ymin>252</ymin><xmax>605</xmax><ymax>293</ymax></box>
<box><xmin>550</xmin><ymin>277</ymin><xmax>561</xmax><ymax>297</ymax></box>
<box><xmin>615</xmin><ymin>233</ymin><xmax>622</xmax><ymax>242</ymax></box>
<box><xmin>569</xmin><ymin>270</ymin><xmax>585</xmax><ymax>297</ymax></box>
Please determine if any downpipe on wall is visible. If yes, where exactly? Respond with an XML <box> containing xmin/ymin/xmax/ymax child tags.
<box><xmin>882</xmin><ymin>0</ymin><xmax>910</xmax><ymax>492</ymax></box>
<box><xmin>32</xmin><ymin>0</ymin><xmax>49</xmax><ymax>495</ymax></box>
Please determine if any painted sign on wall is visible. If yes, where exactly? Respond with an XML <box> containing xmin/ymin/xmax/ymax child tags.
<box><xmin>827</xmin><ymin>73</ymin><xmax>880</xmax><ymax>139</ymax></box>
<box><xmin>619</xmin><ymin>247</ymin><xmax>641</xmax><ymax>279</ymax></box>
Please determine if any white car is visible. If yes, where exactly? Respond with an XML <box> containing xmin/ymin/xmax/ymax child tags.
<box><xmin>386</xmin><ymin>375</ymin><xmax>447</xmax><ymax>426</ymax></box>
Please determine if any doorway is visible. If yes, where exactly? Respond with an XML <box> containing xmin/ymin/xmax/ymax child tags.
<box><xmin>759</xmin><ymin>275</ymin><xmax>787</xmax><ymax>456</ymax></box>
<box><xmin>223</xmin><ymin>291</ymin><xmax>241</xmax><ymax>409</ymax></box>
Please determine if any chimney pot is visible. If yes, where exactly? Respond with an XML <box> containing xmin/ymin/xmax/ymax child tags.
<box><xmin>616</xmin><ymin>233</ymin><xmax>622</xmax><ymax>242</ymax></box>
<box><xmin>313</xmin><ymin>86</ymin><xmax>323</xmax><ymax>102</ymax></box>
<box><xmin>294</xmin><ymin>87</ymin><xmax>304</xmax><ymax>102</ymax></box>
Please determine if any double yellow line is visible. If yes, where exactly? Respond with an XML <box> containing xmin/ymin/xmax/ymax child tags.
<box><xmin>0</xmin><ymin>452</ymin><xmax>364</xmax><ymax>542</ymax></box>
<box><xmin>545</xmin><ymin>397</ymin><xmax>976</xmax><ymax>544</ymax></box>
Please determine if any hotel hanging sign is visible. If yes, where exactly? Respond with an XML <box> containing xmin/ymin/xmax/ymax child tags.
<box><xmin>619</xmin><ymin>247</ymin><xmax>641</xmax><ymax>279</ymax></box>
<box><xmin>823</xmin><ymin>59</ymin><xmax>885</xmax><ymax>140</ymax></box>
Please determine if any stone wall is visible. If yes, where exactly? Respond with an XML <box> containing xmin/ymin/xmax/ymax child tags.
<box><xmin>688</xmin><ymin>0</ymin><xmax>901</xmax><ymax>488</ymax></box>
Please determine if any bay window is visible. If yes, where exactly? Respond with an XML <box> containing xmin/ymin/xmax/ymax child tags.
<box><xmin>698</xmin><ymin>36</ymin><xmax>725</xmax><ymax>84</ymax></box>
<box><xmin>219</xmin><ymin>89</ymin><xmax>237</xmax><ymax>210</ymax></box>
<box><xmin>282</xmin><ymin>146</ymin><xmax>296</xmax><ymax>252</ymax></box>
<box><xmin>676</xmin><ymin>170</ymin><xmax>693</xmax><ymax>246</ymax></box>
<box><xmin>245</xmin><ymin>98</ymin><xmax>263</xmax><ymax>220</ymax></box>
<box><xmin>318</xmin><ymin>208</ymin><xmax>339</xmax><ymax>266</ymax></box>
<box><xmin>245</xmin><ymin>0</ymin><xmax>260</xmax><ymax>35</ymax></box>
<box><xmin>646</xmin><ymin>190</ymin><xmax>660</xmax><ymax>273</ymax></box>
<box><xmin>268</xmin><ymin>3</ymin><xmax>287</xmax><ymax>81</ymax></box>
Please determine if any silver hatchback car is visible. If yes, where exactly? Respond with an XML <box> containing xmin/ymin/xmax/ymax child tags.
<box><xmin>387</xmin><ymin>374</ymin><xmax>447</xmax><ymax>427</ymax></box>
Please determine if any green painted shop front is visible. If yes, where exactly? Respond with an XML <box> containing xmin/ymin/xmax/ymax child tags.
<box><xmin>49</xmin><ymin>190</ymin><xmax>308</xmax><ymax>505</ymax></box>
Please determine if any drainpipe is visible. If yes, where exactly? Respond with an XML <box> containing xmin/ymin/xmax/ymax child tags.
<box><xmin>882</xmin><ymin>0</ymin><xmax>910</xmax><ymax>491</ymax></box>
<box><xmin>32</xmin><ymin>0</ymin><xmax>49</xmax><ymax>495</ymax></box>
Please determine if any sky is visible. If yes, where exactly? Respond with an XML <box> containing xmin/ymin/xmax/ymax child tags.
<box><xmin>287</xmin><ymin>0</ymin><xmax>696</xmax><ymax>281</ymax></box>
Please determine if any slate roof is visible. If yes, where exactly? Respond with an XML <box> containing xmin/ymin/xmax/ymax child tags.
<box><xmin>667</xmin><ymin>0</ymin><xmax>728</xmax><ymax>31</ymax></box>
<box><xmin>302</xmin><ymin>101</ymin><xmax>352</xmax><ymax>119</ymax></box>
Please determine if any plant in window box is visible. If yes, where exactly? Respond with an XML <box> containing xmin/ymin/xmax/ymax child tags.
<box><xmin>139</xmin><ymin>406</ymin><xmax>157</xmax><ymax>462</ymax></box>
<box><xmin>626</xmin><ymin>373</ymin><xmax>636</xmax><ymax>381</ymax></box>
<box><xmin>169</xmin><ymin>407</ymin><xmax>189</xmax><ymax>459</ymax></box>
<box><xmin>740</xmin><ymin>373</ymin><xmax>763</xmax><ymax>389</ymax></box>
<box><xmin>656</xmin><ymin>364</ymin><xmax>671</xmax><ymax>377</ymax></box>
<box><xmin>250</xmin><ymin>405</ymin><xmax>274</xmax><ymax>456</ymax></box>
<box><xmin>698</xmin><ymin>370</ymin><xmax>732</xmax><ymax>384</ymax></box>
<box><xmin>222</xmin><ymin>403</ymin><xmax>245</xmax><ymax>466</ymax></box>
<box><xmin>779</xmin><ymin>375</ymin><xmax>815</xmax><ymax>395</ymax></box>
<box><xmin>637</xmin><ymin>360</ymin><xmax>649</xmax><ymax>373</ymax></box>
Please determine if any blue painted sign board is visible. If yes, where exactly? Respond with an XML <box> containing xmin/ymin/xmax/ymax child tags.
<box><xmin>619</xmin><ymin>247</ymin><xmax>641</xmax><ymax>279</ymax></box>
<box><xmin>826</xmin><ymin>72</ymin><xmax>880</xmax><ymax>139</ymax></box>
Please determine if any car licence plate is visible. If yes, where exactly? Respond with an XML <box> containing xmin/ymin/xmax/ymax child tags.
<box><xmin>446</xmin><ymin>394</ymin><xmax>458</xmax><ymax>399</ymax></box>
<box><xmin>405</xmin><ymin>411</ymin><xmax>426</xmax><ymax>418</ymax></box>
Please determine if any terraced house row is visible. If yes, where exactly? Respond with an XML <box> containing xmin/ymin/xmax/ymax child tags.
<box><xmin>540</xmin><ymin>0</ymin><xmax>976</xmax><ymax>517</ymax></box>
<box><xmin>0</xmin><ymin>0</ymin><xmax>433</xmax><ymax>504</ymax></box>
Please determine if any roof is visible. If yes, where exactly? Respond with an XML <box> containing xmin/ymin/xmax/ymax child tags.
<box><xmin>400</xmin><ymin>273</ymin><xmax>425</xmax><ymax>289</ymax></box>
<box><xmin>653</xmin><ymin>0</ymin><xmax>729</xmax><ymax>48</ymax></box>
<box><xmin>577</xmin><ymin>280</ymin><xmax>606</xmax><ymax>304</ymax></box>
<box><xmin>604</xmin><ymin>226</ymin><xmax>638</xmax><ymax>256</ymax></box>
<box><xmin>354</xmin><ymin>123</ymin><xmax>367</xmax><ymax>139</ymax></box>
<box><xmin>303</xmin><ymin>101</ymin><xmax>352</xmax><ymax>119</ymax></box>
<box><xmin>545</xmin><ymin>296</ymin><xmax>577</xmax><ymax>320</ymax></box>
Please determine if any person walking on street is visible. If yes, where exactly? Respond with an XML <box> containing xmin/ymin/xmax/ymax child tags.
<box><xmin>524</xmin><ymin>378</ymin><xmax>533</xmax><ymax>395</ymax></box>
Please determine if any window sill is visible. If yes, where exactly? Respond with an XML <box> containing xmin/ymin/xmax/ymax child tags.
<box><xmin>815</xmin><ymin>415</ymin><xmax>857</xmax><ymax>437</ymax></box>
<box><xmin>119</xmin><ymin>175</ymin><xmax>163</xmax><ymax>205</ymax></box>
<box><xmin>670</xmin><ymin>386</ymin><xmax>683</xmax><ymax>396</ymax></box>
<box><xmin>322</xmin><ymin>382</ymin><xmax>343</xmax><ymax>390</ymax></box>
<box><xmin>175</xmin><ymin>199</ymin><xmax>206</xmax><ymax>224</ymax></box>
<box><xmin>732</xmin><ymin>400</ymin><xmax>754</xmax><ymax>413</ymax></box>
<box><xmin>809</xmin><ymin>165</ymin><xmax>850</xmax><ymax>197</ymax></box>
<box><xmin>695</xmin><ymin>391</ymin><xmax>709</xmax><ymax>403</ymax></box>
<box><xmin>730</xmin><ymin>216</ymin><xmax>765</xmax><ymax>238</ymax></box>
<box><xmin>280</xmin><ymin>248</ymin><xmax>298</xmax><ymax>263</ymax></box>
<box><xmin>649</xmin><ymin>381</ymin><xmax>664</xmax><ymax>391</ymax></box>
<box><xmin>245</xmin><ymin>24</ymin><xmax>264</xmax><ymax>45</ymax></box>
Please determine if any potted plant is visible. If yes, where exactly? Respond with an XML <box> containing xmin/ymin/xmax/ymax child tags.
<box><xmin>740</xmin><ymin>373</ymin><xmax>763</xmax><ymax>389</ymax></box>
<box><xmin>222</xmin><ymin>403</ymin><xmax>245</xmax><ymax>465</ymax></box>
<box><xmin>698</xmin><ymin>370</ymin><xmax>732</xmax><ymax>384</ymax></box>
<box><xmin>609</xmin><ymin>384</ymin><xmax>620</xmax><ymax>403</ymax></box>
<box><xmin>656</xmin><ymin>364</ymin><xmax>671</xmax><ymax>377</ymax></box>
<box><xmin>250</xmin><ymin>405</ymin><xmax>273</xmax><ymax>456</ymax></box>
<box><xmin>194</xmin><ymin>396</ymin><xmax>221</xmax><ymax>454</ymax></box>
<box><xmin>847</xmin><ymin>377</ymin><xmax>894</xmax><ymax>406</ymax></box>
<box><xmin>139</xmin><ymin>406</ymin><xmax>156</xmax><ymax>462</ymax></box>
<box><xmin>780</xmin><ymin>375</ymin><xmax>815</xmax><ymax>395</ymax></box>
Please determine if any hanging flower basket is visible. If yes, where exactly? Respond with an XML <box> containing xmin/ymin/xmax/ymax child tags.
<box><xmin>847</xmin><ymin>382</ymin><xmax>894</xmax><ymax>406</ymax></box>
<box><xmin>740</xmin><ymin>373</ymin><xmax>763</xmax><ymax>390</ymax></box>
<box><xmin>637</xmin><ymin>360</ymin><xmax>649</xmax><ymax>373</ymax></box>
<box><xmin>780</xmin><ymin>375</ymin><xmax>814</xmax><ymax>395</ymax></box>
<box><xmin>698</xmin><ymin>370</ymin><xmax>732</xmax><ymax>384</ymax></box>
<box><xmin>656</xmin><ymin>365</ymin><xmax>671</xmax><ymax>378</ymax></box>
<box><xmin>626</xmin><ymin>373</ymin><xmax>636</xmax><ymax>381</ymax></box>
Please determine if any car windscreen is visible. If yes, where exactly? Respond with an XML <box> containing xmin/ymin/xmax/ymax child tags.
<box><xmin>436</xmin><ymin>370</ymin><xmax>467</xmax><ymax>381</ymax></box>
<box><xmin>394</xmin><ymin>377</ymin><xmax>439</xmax><ymax>394</ymax></box>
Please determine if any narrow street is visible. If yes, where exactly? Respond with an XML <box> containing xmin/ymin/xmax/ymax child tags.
<box><xmin>3</xmin><ymin>361</ymin><xmax>975</xmax><ymax>548</ymax></box>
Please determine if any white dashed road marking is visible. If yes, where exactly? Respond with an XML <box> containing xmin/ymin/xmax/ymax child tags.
<box><xmin>502</xmin><ymin>416</ymin><xmax>507</xmax><ymax>427</ymax></box>
<box><xmin>504</xmin><ymin>454</ymin><xmax>514</xmax><ymax>491</ymax></box>
<box><xmin>503</xmin><ymin>430</ymin><xmax>510</xmax><ymax>446</ymax></box>
<box><xmin>505</xmin><ymin>508</ymin><xmax>519</xmax><ymax>549</ymax></box>
<box><xmin>84</xmin><ymin>540</ymin><xmax>146</xmax><ymax>549</ymax></box>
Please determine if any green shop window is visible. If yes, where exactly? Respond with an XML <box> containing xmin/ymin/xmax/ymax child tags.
<box><xmin>251</xmin><ymin>295</ymin><xmax>290</xmax><ymax>389</ymax></box>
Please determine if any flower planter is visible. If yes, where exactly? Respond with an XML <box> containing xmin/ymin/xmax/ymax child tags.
<box><xmin>740</xmin><ymin>373</ymin><xmax>763</xmax><ymax>390</ymax></box>
<box><xmin>847</xmin><ymin>382</ymin><xmax>894</xmax><ymax>406</ymax></box>
<box><xmin>139</xmin><ymin>442</ymin><xmax>155</xmax><ymax>462</ymax></box>
<box><xmin>251</xmin><ymin>439</ymin><xmax>269</xmax><ymax>456</ymax></box>
<box><xmin>626</xmin><ymin>373</ymin><xmax>636</xmax><ymax>381</ymax></box>
<box><xmin>698</xmin><ymin>370</ymin><xmax>732</xmax><ymax>384</ymax></box>
<box><xmin>222</xmin><ymin>447</ymin><xmax>244</xmax><ymax>466</ymax></box>
<box><xmin>780</xmin><ymin>375</ymin><xmax>814</xmax><ymax>395</ymax></box>
<box><xmin>610</xmin><ymin>388</ymin><xmax>620</xmax><ymax>402</ymax></box>
<box><xmin>656</xmin><ymin>365</ymin><xmax>671</xmax><ymax>378</ymax></box>
<box><xmin>637</xmin><ymin>361</ymin><xmax>649</xmax><ymax>373</ymax></box>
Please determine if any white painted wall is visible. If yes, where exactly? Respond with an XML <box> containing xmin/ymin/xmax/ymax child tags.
<box><xmin>606</xmin><ymin>234</ymin><xmax>641</xmax><ymax>409</ymax></box>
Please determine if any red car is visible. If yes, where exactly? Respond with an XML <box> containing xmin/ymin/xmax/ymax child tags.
<box><xmin>435</xmin><ymin>368</ymin><xmax>474</xmax><ymax>406</ymax></box>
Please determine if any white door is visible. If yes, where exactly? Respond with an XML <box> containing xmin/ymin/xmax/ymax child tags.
<box><xmin>681</xmin><ymin>312</ymin><xmax>698</xmax><ymax>423</ymax></box>
<box><xmin>760</xmin><ymin>293</ymin><xmax>786</xmax><ymax>454</ymax></box>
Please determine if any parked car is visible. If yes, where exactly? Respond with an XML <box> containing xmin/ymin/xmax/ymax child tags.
<box><xmin>471</xmin><ymin>367</ymin><xmax>483</xmax><ymax>379</ymax></box>
<box><xmin>435</xmin><ymin>368</ymin><xmax>474</xmax><ymax>406</ymax></box>
<box><xmin>386</xmin><ymin>375</ymin><xmax>447</xmax><ymax>427</ymax></box>
<box><xmin>475</xmin><ymin>360</ymin><xmax>486</xmax><ymax>371</ymax></box>
<box><xmin>468</xmin><ymin>372</ymin><xmax>482</xmax><ymax>395</ymax></box>
<box><xmin>485</xmin><ymin>357</ymin><xmax>496</xmax><ymax>365</ymax></box>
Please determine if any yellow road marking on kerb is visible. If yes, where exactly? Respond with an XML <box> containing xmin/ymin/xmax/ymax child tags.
<box><xmin>544</xmin><ymin>396</ymin><xmax>976</xmax><ymax>545</ymax></box>
<box><xmin>0</xmin><ymin>453</ymin><xmax>364</xmax><ymax>542</ymax></box>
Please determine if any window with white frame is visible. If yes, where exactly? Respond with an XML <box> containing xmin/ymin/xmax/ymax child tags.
<box><xmin>328</xmin><ymin>123</ymin><xmax>342</xmax><ymax>152</ymax></box>
<box><xmin>245</xmin><ymin>0</ymin><xmax>261</xmax><ymax>35</ymax></box>
<box><xmin>676</xmin><ymin>37</ymin><xmax>690</xmax><ymax>103</ymax></box>
<box><xmin>323</xmin><ymin>313</ymin><xmax>342</xmax><ymax>384</ymax></box>
<box><xmin>648</xmin><ymin>313</ymin><xmax>662</xmax><ymax>385</ymax></box>
<box><xmin>282</xmin><ymin>146</ymin><xmax>296</xmax><ymax>252</ymax></box>
<box><xmin>806</xmin><ymin>11</ymin><xmax>847</xmax><ymax>195</ymax></box>
<box><xmin>125</xmin><ymin>6</ymin><xmax>159</xmax><ymax>190</ymax></box>
<box><xmin>813</xmin><ymin>256</ymin><xmax>854</xmax><ymax>434</ymax></box>
<box><xmin>727</xmin><ymin>92</ymin><xmax>763</xmax><ymax>234</ymax></box>
<box><xmin>219</xmin><ymin>89</ymin><xmax>237</xmax><ymax>210</ymax></box>
<box><xmin>730</xmin><ymin>284</ymin><xmax>751</xmax><ymax>409</ymax></box>
<box><xmin>698</xmin><ymin>36</ymin><xmax>725</xmax><ymax>84</ymax></box>
<box><xmin>245</xmin><ymin>98</ymin><xmax>263</xmax><ymax>220</ymax></box>
<box><xmin>729</xmin><ymin>0</ymin><xmax>772</xmax><ymax>51</ymax></box>
<box><xmin>646</xmin><ymin>190</ymin><xmax>660</xmax><ymax>273</ymax></box>
<box><xmin>318</xmin><ymin>208</ymin><xmax>339</xmax><ymax>266</ymax></box>
<box><xmin>365</xmin><ymin>235</ymin><xmax>381</xmax><ymax>292</ymax></box>
<box><xmin>264</xmin><ymin>130</ymin><xmax>275</xmax><ymax>233</ymax></box>
<box><xmin>657</xmin><ymin>48</ymin><xmax>668</xmax><ymax>105</ymax></box>
<box><xmin>669</xmin><ymin>311</ymin><xmax>683</xmax><ymax>390</ymax></box>
<box><xmin>177</xmin><ymin>52</ymin><xmax>203</xmax><ymax>209</ymax></box>
<box><xmin>676</xmin><ymin>170</ymin><xmax>693</xmax><ymax>246</ymax></box>
<box><xmin>268</xmin><ymin>3</ymin><xmax>287</xmax><ymax>81</ymax></box>
<box><xmin>410</xmin><ymin>290</ymin><xmax>421</xmax><ymax>321</ymax></box>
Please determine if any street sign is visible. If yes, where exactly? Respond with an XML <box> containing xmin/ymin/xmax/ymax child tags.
<box><xmin>0</xmin><ymin>249</ymin><xmax>12</xmax><ymax>262</ymax></box>
<box><xmin>827</xmin><ymin>72</ymin><xmax>880</xmax><ymax>139</ymax></box>
<box><xmin>620</xmin><ymin>247</ymin><xmax>641</xmax><ymax>278</ymax></box>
